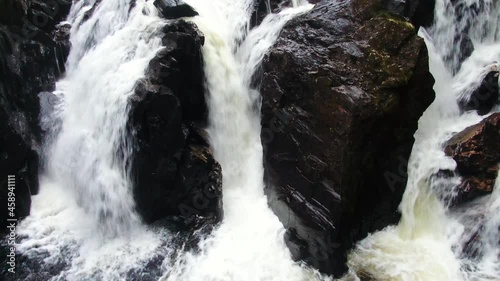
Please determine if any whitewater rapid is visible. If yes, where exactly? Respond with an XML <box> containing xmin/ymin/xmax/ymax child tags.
<box><xmin>346</xmin><ymin>1</ymin><xmax>500</xmax><ymax>280</ymax></box>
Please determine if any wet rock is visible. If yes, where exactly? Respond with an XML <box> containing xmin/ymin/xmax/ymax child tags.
<box><xmin>0</xmin><ymin>0</ymin><xmax>71</xmax><ymax>233</ymax></box>
<box><xmin>400</xmin><ymin>0</ymin><xmax>436</xmax><ymax>29</ymax></box>
<box><xmin>259</xmin><ymin>0</ymin><xmax>435</xmax><ymax>276</ymax></box>
<box><xmin>154</xmin><ymin>0</ymin><xmax>199</xmax><ymax>19</ymax></box>
<box><xmin>129</xmin><ymin>20</ymin><xmax>222</xmax><ymax>225</ymax></box>
<box><xmin>28</xmin><ymin>0</ymin><xmax>72</xmax><ymax>33</ymax></box>
<box><xmin>459</xmin><ymin>66</ymin><xmax>499</xmax><ymax>116</ymax></box>
<box><xmin>453</xmin><ymin>33</ymin><xmax>474</xmax><ymax>74</ymax></box>
<box><xmin>444</xmin><ymin>113</ymin><xmax>500</xmax><ymax>204</ymax></box>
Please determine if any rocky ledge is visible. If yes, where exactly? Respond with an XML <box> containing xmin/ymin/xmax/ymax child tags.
<box><xmin>258</xmin><ymin>0</ymin><xmax>435</xmax><ymax>276</ymax></box>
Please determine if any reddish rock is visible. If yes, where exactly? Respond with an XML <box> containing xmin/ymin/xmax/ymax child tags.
<box><xmin>445</xmin><ymin>113</ymin><xmax>500</xmax><ymax>203</ymax></box>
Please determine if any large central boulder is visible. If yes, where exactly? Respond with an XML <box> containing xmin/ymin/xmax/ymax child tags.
<box><xmin>128</xmin><ymin>21</ymin><xmax>223</xmax><ymax>227</ymax></box>
<box><xmin>258</xmin><ymin>0</ymin><xmax>435</xmax><ymax>276</ymax></box>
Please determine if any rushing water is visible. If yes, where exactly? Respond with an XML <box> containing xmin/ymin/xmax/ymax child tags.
<box><xmin>11</xmin><ymin>0</ymin><xmax>325</xmax><ymax>280</ymax></box>
<box><xmin>15</xmin><ymin>1</ymin><xmax>171</xmax><ymax>280</ymax></box>
<box><xmin>346</xmin><ymin>1</ymin><xmax>500</xmax><ymax>280</ymax></box>
<box><xmin>8</xmin><ymin>0</ymin><xmax>499</xmax><ymax>280</ymax></box>
<box><xmin>159</xmin><ymin>1</ymin><xmax>321</xmax><ymax>280</ymax></box>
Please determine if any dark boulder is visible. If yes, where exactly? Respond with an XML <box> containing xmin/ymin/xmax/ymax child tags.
<box><xmin>129</xmin><ymin>20</ymin><xmax>222</xmax><ymax>226</ymax></box>
<box><xmin>259</xmin><ymin>0</ymin><xmax>435</xmax><ymax>276</ymax></box>
<box><xmin>444</xmin><ymin>113</ymin><xmax>499</xmax><ymax>204</ymax></box>
<box><xmin>0</xmin><ymin>0</ymin><xmax>71</xmax><ymax>233</ymax></box>
<box><xmin>153</xmin><ymin>0</ymin><xmax>199</xmax><ymax>20</ymax></box>
<box><xmin>459</xmin><ymin>65</ymin><xmax>499</xmax><ymax>116</ymax></box>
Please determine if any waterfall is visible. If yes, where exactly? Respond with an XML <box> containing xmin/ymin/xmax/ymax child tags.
<box><xmin>161</xmin><ymin>1</ymin><xmax>326</xmax><ymax>280</ymax></box>
<box><xmin>15</xmin><ymin>1</ymin><xmax>170</xmax><ymax>279</ymax></box>
<box><xmin>13</xmin><ymin>0</ymin><xmax>329</xmax><ymax>280</ymax></box>
<box><xmin>345</xmin><ymin>1</ymin><xmax>500</xmax><ymax>280</ymax></box>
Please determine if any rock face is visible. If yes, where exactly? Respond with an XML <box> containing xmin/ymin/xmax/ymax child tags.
<box><xmin>128</xmin><ymin>20</ymin><xmax>223</xmax><ymax>226</ymax></box>
<box><xmin>154</xmin><ymin>0</ymin><xmax>199</xmax><ymax>19</ymax></box>
<box><xmin>459</xmin><ymin>65</ymin><xmax>499</xmax><ymax>116</ymax></box>
<box><xmin>387</xmin><ymin>0</ymin><xmax>436</xmax><ymax>28</ymax></box>
<box><xmin>445</xmin><ymin>113</ymin><xmax>499</xmax><ymax>204</ymax></box>
<box><xmin>259</xmin><ymin>0</ymin><xmax>435</xmax><ymax>276</ymax></box>
<box><xmin>0</xmin><ymin>0</ymin><xmax>71</xmax><ymax>232</ymax></box>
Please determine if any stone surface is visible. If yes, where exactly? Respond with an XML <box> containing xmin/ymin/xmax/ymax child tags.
<box><xmin>0</xmin><ymin>0</ymin><xmax>71</xmax><ymax>233</ymax></box>
<box><xmin>445</xmin><ymin>113</ymin><xmax>500</xmax><ymax>204</ymax></box>
<box><xmin>154</xmin><ymin>0</ymin><xmax>199</xmax><ymax>20</ymax></box>
<box><xmin>258</xmin><ymin>0</ymin><xmax>435</xmax><ymax>276</ymax></box>
<box><xmin>128</xmin><ymin>20</ymin><xmax>223</xmax><ymax>226</ymax></box>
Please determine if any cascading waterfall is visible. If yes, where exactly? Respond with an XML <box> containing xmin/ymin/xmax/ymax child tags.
<box><xmin>13</xmin><ymin>0</ymin><xmax>331</xmax><ymax>280</ymax></box>
<box><xmin>345</xmin><ymin>1</ymin><xmax>500</xmax><ymax>280</ymax></box>
<box><xmin>161</xmin><ymin>1</ymin><xmax>326</xmax><ymax>280</ymax></box>
<box><xmin>15</xmin><ymin>1</ymin><xmax>170</xmax><ymax>279</ymax></box>
<box><xmin>13</xmin><ymin>0</ymin><xmax>499</xmax><ymax>280</ymax></box>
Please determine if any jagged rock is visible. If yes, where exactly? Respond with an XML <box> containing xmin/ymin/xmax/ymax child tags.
<box><xmin>444</xmin><ymin>113</ymin><xmax>500</xmax><ymax>204</ymax></box>
<box><xmin>0</xmin><ymin>0</ymin><xmax>71</xmax><ymax>233</ymax></box>
<box><xmin>153</xmin><ymin>0</ymin><xmax>199</xmax><ymax>19</ymax></box>
<box><xmin>459</xmin><ymin>65</ymin><xmax>499</xmax><ymax>116</ymax></box>
<box><xmin>0</xmin><ymin>107</ymin><xmax>39</xmax><ymax>232</ymax></box>
<box><xmin>129</xmin><ymin>20</ymin><xmax>222</xmax><ymax>225</ymax></box>
<box><xmin>27</xmin><ymin>0</ymin><xmax>72</xmax><ymax>33</ymax></box>
<box><xmin>259</xmin><ymin>0</ymin><xmax>435</xmax><ymax>276</ymax></box>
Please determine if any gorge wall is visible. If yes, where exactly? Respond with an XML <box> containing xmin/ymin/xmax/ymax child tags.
<box><xmin>0</xmin><ymin>0</ymin><xmax>71</xmax><ymax>232</ymax></box>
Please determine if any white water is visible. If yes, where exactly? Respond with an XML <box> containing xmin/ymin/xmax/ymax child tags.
<box><xmin>346</xmin><ymin>1</ymin><xmax>500</xmax><ymax>280</ymax></box>
<box><xmin>161</xmin><ymin>1</ymin><xmax>325</xmax><ymax>280</ymax></box>
<box><xmin>16</xmin><ymin>1</ymin><xmax>170</xmax><ymax>280</ymax></box>
<box><xmin>14</xmin><ymin>0</ymin><xmax>499</xmax><ymax>280</ymax></box>
<box><xmin>13</xmin><ymin>0</ymin><xmax>331</xmax><ymax>280</ymax></box>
